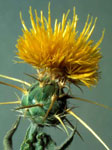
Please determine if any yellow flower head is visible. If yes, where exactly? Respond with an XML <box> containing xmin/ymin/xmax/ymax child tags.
<box><xmin>16</xmin><ymin>4</ymin><xmax>104</xmax><ymax>87</ymax></box>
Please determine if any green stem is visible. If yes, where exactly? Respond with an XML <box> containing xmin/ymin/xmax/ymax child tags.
<box><xmin>3</xmin><ymin>116</ymin><xmax>21</xmax><ymax>150</ymax></box>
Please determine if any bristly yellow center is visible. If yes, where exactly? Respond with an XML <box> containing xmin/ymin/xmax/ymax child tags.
<box><xmin>16</xmin><ymin>3</ymin><xmax>104</xmax><ymax>88</ymax></box>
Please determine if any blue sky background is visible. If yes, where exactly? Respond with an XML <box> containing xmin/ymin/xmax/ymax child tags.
<box><xmin>0</xmin><ymin>0</ymin><xmax>112</xmax><ymax>150</ymax></box>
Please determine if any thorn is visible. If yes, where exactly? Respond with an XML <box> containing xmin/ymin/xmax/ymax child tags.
<box><xmin>54</xmin><ymin>114</ymin><xmax>69</xmax><ymax>136</ymax></box>
<box><xmin>43</xmin><ymin>94</ymin><xmax>57</xmax><ymax>120</ymax></box>
<box><xmin>66</xmin><ymin>109</ymin><xmax>110</xmax><ymax>150</ymax></box>
<box><xmin>0</xmin><ymin>81</ymin><xmax>27</xmax><ymax>94</ymax></box>
<box><xmin>70</xmin><ymin>96</ymin><xmax>112</xmax><ymax>110</ymax></box>
<box><xmin>15</xmin><ymin>103</ymin><xmax>43</xmax><ymax>110</ymax></box>
<box><xmin>65</xmin><ymin>117</ymin><xmax>84</xmax><ymax>141</ymax></box>
<box><xmin>0</xmin><ymin>101</ymin><xmax>21</xmax><ymax>105</ymax></box>
<box><xmin>0</xmin><ymin>74</ymin><xmax>30</xmax><ymax>86</ymax></box>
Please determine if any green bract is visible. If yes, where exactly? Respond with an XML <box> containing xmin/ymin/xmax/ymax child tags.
<box><xmin>21</xmin><ymin>78</ymin><xmax>67</xmax><ymax>125</ymax></box>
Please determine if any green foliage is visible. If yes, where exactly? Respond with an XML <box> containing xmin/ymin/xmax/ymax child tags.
<box><xmin>20</xmin><ymin>123</ymin><xmax>56</xmax><ymax>150</ymax></box>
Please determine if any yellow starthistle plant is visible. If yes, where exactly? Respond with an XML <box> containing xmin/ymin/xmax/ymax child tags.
<box><xmin>16</xmin><ymin>4</ymin><xmax>104</xmax><ymax>88</ymax></box>
<box><xmin>0</xmin><ymin>3</ymin><xmax>111</xmax><ymax>150</ymax></box>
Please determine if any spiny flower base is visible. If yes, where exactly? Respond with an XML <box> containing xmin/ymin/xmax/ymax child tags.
<box><xmin>20</xmin><ymin>76</ymin><xmax>68</xmax><ymax>125</ymax></box>
<box><xmin>3</xmin><ymin>76</ymin><xmax>76</xmax><ymax>150</ymax></box>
